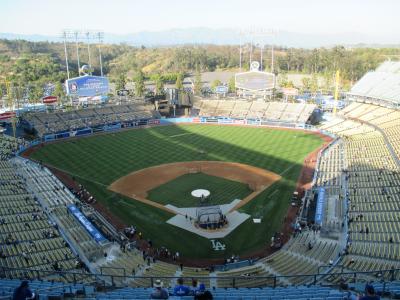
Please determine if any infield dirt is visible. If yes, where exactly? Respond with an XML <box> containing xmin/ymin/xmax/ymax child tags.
<box><xmin>108</xmin><ymin>161</ymin><xmax>281</xmax><ymax>214</ymax></box>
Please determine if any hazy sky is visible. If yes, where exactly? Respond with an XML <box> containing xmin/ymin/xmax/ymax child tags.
<box><xmin>1</xmin><ymin>0</ymin><xmax>400</xmax><ymax>36</ymax></box>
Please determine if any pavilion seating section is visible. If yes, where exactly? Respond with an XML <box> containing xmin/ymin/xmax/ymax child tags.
<box><xmin>263</xmin><ymin>102</ymin><xmax>287</xmax><ymax>120</ymax></box>
<box><xmin>298</xmin><ymin>104</ymin><xmax>317</xmax><ymax>123</ymax></box>
<box><xmin>230</xmin><ymin>101</ymin><xmax>252</xmax><ymax>118</ymax></box>
<box><xmin>197</xmin><ymin>100</ymin><xmax>316</xmax><ymax>123</ymax></box>
<box><xmin>22</xmin><ymin>103</ymin><xmax>156</xmax><ymax>137</ymax></box>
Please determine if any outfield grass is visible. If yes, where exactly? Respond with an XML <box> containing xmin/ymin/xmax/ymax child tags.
<box><xmin>30</xmin><ymin>124</ymin><xmax>324</xmax><ymax>259</ymax></box>
<box><xmin>147</xmin><ymin>172</ymin><xmax>252</xmax><ymax>207</ymax></box>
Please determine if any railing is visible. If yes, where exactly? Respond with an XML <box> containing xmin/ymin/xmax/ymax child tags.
<box><xmin>1</xmin><ymin>266</ymin><xmax>399</xmax><ymax>290</ymax></box>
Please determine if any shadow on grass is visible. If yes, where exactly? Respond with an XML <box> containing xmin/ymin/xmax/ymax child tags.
<box><xmin>30</xmin><ymin>124</ymin><xmax>326</xmax><ymax>261</ymax></box>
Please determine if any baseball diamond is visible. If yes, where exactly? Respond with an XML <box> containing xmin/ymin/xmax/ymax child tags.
<box><xmin>28</xmin><ymin>124</ymin><xmax>327</xmax><ymax>260</ymax></box>
<box><xmin>108</xmin><ymin>161</ymin><xmax>281</xmax><ymax>211</ymax></box>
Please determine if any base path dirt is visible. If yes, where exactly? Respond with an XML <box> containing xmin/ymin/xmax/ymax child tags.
<box><xmin>108</xmin><ymin>161</ymin><xmax>281</xmax><ymax>214</ymax></box>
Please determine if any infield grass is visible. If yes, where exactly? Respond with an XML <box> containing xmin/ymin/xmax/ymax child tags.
<box><xmin>147</xmin><ymin>172</ymin><xmax>252</xmax><ymax>207</ymax></box>
<box><xmin>30</xmin><ymin>124</ymin><xmax>324</xmax><ymax>259</ymax></box>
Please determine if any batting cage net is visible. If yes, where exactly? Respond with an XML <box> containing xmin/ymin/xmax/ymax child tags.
<box><xmin>196</xmin><ymin>206</ymin><xmax>227</xmax><ymax>229</ymax></box>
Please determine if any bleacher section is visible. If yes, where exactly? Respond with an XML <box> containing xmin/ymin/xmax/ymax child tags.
<box><xmin>22</xmin><ymin>103</ymin><xmax>157</xmax><ymax>137</ymax></box>
<box><xmin>196</xmin><ymin>100</ymin><xmax>316</xmax><ymax>124</ymax></box>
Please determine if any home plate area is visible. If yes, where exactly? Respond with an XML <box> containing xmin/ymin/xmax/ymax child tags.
<box><xmin>166</xmin><ymin>199</ymin><xmax>250</xmax><ymax>239</ymax></box>
<box><xmin>108</xmin><ymin>161</ymin><xmax>279</xmax><ymax>240</ymax></box>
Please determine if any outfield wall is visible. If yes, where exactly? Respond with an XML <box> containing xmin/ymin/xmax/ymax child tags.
<box><xmin>18</xmin><ymin>117</ymin><xmax>336</xmax><ymax>155</ymax></box>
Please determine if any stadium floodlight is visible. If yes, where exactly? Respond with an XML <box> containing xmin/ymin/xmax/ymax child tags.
<box><xmin>74</xmin><ymin>31</ymin><xmax>81</xmax><ymax>74</ymax></box>
<box><xmin>97</xmin><ymin>32</ymin><xmax>105</xmax><ymax>77</ymax></box>
<box><xmin>86</xmin><ymin>31</ymin><xmax>92</xmax><ymax>74</ymax></box>
<box><xmin>61</xmin><ymin>30</ymin><xmax>70</xmax><ymax>79</ymax></box>
<box><xmin>238</xmin><ymin>27</ymin><xmax>278</xmax><ymax>73</ymax></box>
<box><xmin>60</xmin><ymin>29</ymin><xmax>105</xmax><ymax>78</ymax></box>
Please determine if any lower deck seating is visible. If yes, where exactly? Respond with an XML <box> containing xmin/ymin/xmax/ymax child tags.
<box><xmin>319</xmin><ymin>104</ymin><xmax>400</xmax><ymax>281</ymax></box>
<box><xmin>0</xmin><ymin>135</ymin><xmax>29</xmax><ymax>160</ymax></box>
<box><xmin>0</xmin><ymin>161</ymin><xmax>83</xmax><ymax>280</ymax></box>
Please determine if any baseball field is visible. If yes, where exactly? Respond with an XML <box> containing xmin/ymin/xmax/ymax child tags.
<box><xmin>29</xmin><ymin>124</ymin><xmax>326</xmax><ymax>260</ymax></box>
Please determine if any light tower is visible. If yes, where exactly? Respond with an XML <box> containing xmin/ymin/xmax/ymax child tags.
<box><xmin>238</xmin><ymin>28</ymin><xmax>278</xmax><ymax>73</ymax></box>
<box><xmin>61</xmin><ymin>29</ymin><xmax>105</xmax><ymax>78</ymax></box>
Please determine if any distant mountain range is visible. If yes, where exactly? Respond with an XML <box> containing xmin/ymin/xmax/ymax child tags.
<box><xmin>1</xmin><ymin>28</ymin><xmax>399</xmax><ymax>48</ymax></box>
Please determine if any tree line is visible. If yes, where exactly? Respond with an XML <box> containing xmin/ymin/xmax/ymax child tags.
<box><xmin>0</xmin><ymin>39</ymin><xmax>399</xmax><ymax>102</ymax></box>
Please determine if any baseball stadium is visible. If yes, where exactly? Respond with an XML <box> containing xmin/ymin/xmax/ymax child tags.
<box><xmin>1</xmin><ymin>3</ymin><xmax>400</xmax><ymax>298</ymax></box>
<box><xmin>2</xmin><ymin>60</ymin><xmax>400</xmax><ymax>299</ymax></box>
